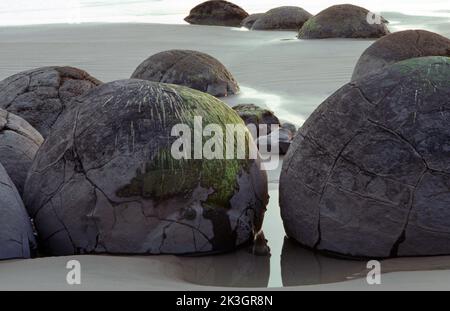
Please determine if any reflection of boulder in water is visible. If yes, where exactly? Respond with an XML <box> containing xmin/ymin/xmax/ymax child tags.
<box><xmin>180</xmin><ymin>246</ymin><xmax>270</xmax><ymax>288</ymax></box>
<box><xmin>281</xmin><ymin>237</ymin><xmax>367</xmax><ymax>286</ymax></box>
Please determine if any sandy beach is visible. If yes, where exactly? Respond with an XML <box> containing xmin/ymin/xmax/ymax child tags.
<box><xmin>1</xmin><ymin>8</ymin><xmax>450</xmax><ymax>290</ymax></box>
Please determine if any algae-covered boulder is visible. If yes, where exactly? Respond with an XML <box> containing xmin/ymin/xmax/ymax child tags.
<box><xmin>252</xmin><ymin>6</ymin><xmax>312</xmax><ymax>31</ymax></box>
<box><xmin>241</xmin><ymin>13</ymin><xmax>264</xmax><ymax>29</ymax></box>
<box><xmin>352</xmin><ymin>30</ymin><xmax>450</xmax><ymax>80</ymax></box>
<box><xmin>232</xmin><ymin>104</ymin><xmax>280</xmax><ymax>137</ymax></box>
<box><xmin>298</xmin><ymin>4</ymin><xmax>389</xmax><ymax>39</ymax></box>
<box><xmin>280</xmin><ymin>56</ymin><xmax>450</xmax><ymax>258</ymax></box>
<box><xmin>0</xmin><ymin>162</ymin><xmax>36</xmax><ymax>260</ymax></box>
<box><xmin>184</xmin><ymin>0</ymin><xmax>248</xmax><ymax>27</ymax></box>
<box><xmin>131</xmin><ymin>50</ymin><xmax>239</xmax><ymax>97</ymax></box>
<box><xmin>0</xmin><ymin>109</ymin><xmax>43</xmax><ymax>194</ymax></box>
<box><xmin>0</xmin><ymin>66</ymin><xmax>101</xmax><ymax>137</ymax></box>
<box><xmin>24</xmin><ymin>79</ymin><xmax>268</xmax><ymax>256</ymax></box>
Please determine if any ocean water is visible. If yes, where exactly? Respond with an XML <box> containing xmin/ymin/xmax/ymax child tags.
<box><xmin>0</xmin><ymin>0</ymin><xmax>449</xmax><ymax>26</ymax></box>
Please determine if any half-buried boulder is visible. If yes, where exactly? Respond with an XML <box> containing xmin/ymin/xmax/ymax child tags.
<box><xmin>298</xmin><ymin>4</ymin><xmax>389</xmax><ymax>39</ymax></box>
<box><xmin>232</xmin><ymin>104</ymin><xmax>280</xmax><ymax>138</ymax></box>
<box><xmin>241</xmin><ymin>13</ymin><xmax>264</xmax><ymax>29</ymax></box>
<box><xmin>24</xmin><ymin>79</ymin><xmax>268</xmax><ymax>256</ymax></box>
<box><xmin>0</xmin><ymin>109</ymin><xmax>43</xmax><ymax>194</ymax></box>
<box><xmin>280</xmin><ymin>56</ymin><xmax>450</xmax><ymax>258</ymax></box>
<box><xmin>352</xmin><ymin>30</ymin><xmax>450</xmax><ymax>80</ymax></box>
<box><xmin>0</xmin><ymin>66</ymin><xmax>102</xmax><ymax>137</ymax></box>
<box><xmin>131</xmin><ymin>50</ymin><xmax>239</xmax><ymax>97</ymax></box>
<box><xmin>252</xmin><ymin>6</ymin><xmax>312</xmax><ymax>31</ymax></box>
<box><xmin>0</xmin><ymin>162</ymin><xmax>36</xmax><ymax>260</ymax></box>
<box><xmin>184</xmin><ymin>0</ymin><xmax>248</xmax><ymax>27</ymax></box>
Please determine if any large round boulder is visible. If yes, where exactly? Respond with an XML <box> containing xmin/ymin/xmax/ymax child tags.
<box><xmin>252</xmin><ymin>6</ymin><xmax>312</xmax><ymax>31</ymax></box>
<box><xmin>352</xmin><ymin>30</ymin><xmax>450</xmax><ymax>81</ymax></box>
<box><xmin>298</xmin><ymin>4</ymin><xmax>389</xmax><ymax>39</ymax></box>
<box><xmin>0</xmin><ymin>66</ymin><xmax>102</xmax><ymax>138</ymax></box>
<box><xmin>280</xmin><ymin>56</ymin><xmax>450</xmax><ymax>258</ymax></box>
<box><xmin>184</xmin><ymin>0</ymin><xmax>248</xmax><ymax>27</ymax></box>
<box><xmin>131</xmin><ymin>50</ymin><xmax>239</xmax><ymax>97</ymax></box>
<box><xmin>24</xmin><ymin>79</ymin><xmax>268</xmax><ymax>256</ymax></box>
<box><xmin>0</xmin><ymin>162</ymin><xmax>36</xmax><ymax>260</ymax></box>
<box><xmin>0</xmin><ymin>109</ymin><xmax>43</xmax><ymax>194</ymax></box>
<box><xmin>240</xmin><ymin>13</ymin><xmax>264</xmax><ymax>29</ymax></box>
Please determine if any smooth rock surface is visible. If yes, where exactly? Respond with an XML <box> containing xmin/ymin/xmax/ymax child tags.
<box><xmin>252</xmin><ymin>6</ymin><xmax>312</xmax><ymax>31</ymax></box>
<box><xmin>352</xmin><ymin>30</ymin><xmax>450</xmax><ymax>80</ymax></box>
<box><xmin>0</xmin><ymin>162</ymin><xmax>36</xmax><ymax>260</ymax></box>
<box><xmin>24</xmin><ymin>79</ymin><xmax>268</xmax><ymax>256</ymax></box>
<box><xmin>131</xmin><ymin>50</ymin><xmax>239</xmax><ymax>97</ymax></box>
<box><xmin>298</xmin><ymin>4</ymin><xmax>389</xmax><ymax>39</ymax></box>
<box><xmin>0</xmin><ymin>109</ymin><xmax>43</xmax><ymax>194</ymax></box>
<box><xmin>280</xmin><ymin>56</ymin><xmax>450</xmax><ymax>258</ymax></box>
<box><xmin>0</xmin><ymin>66</ymin><xmax>101</xmax><ymax>137</ymax></box>
<box><xmin>240</xmin><ymin>13</ymin><xmax>264</xmax><ymax>29</ymax></box>
<box><xmin>184</xmin><ymin>0</ymin><xmax>248</xmax><ymax>27</ymax></box>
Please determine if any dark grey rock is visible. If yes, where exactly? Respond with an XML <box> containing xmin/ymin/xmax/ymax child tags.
<box><xmin>184</xmin><ymin>0</ymin><xmax>248</xmax><ymax>27</ymax></box>
<box><xmin>131</xmin><ymin>50</ymin><xmax>239</xmax><ymax>97</ymax></box>
<box><xmin>0</xmin><ymin>162</ymin><xmax>36</xmax><ymax>260</ymax></box>
<box><xmin>240</xmin><ymin>13</ymin><xmax>264</xmax><ymax>29</ymax></box>
<box><xmin>232</xmin><ymin>103</ymin><xmax>280</xmax><ymax>138</ymax></box>
<box><xmin>298</xmin><ymin>4</ymin><xmax>389</xmax><ymax>39</ymax></box>
<box><xmin>24</xmin><ymin>79</ymin><xmax>268</xmax><ymax>256</ymax></box>
<box><xmin>252</xmin><ymin>6</ymin><xmax>312</xmax><ymax>31</ymax></box>
<box><xmin>352</xmin><ymin>30</ymin><xmax>450</xmax><ymax>81</ymax></box>
<box><xmin>0</xmin><ymin>109</ymin><xmax>43</xmax><ymax>194</ymax></box>
<box><xmin>280</xmin><ymin>56</ymin><xmax>450</xmax><ymax>258</ymax></box>
<box><xmin>257</xmin><ymin>128</ymin><xmax>293</xmax><ymax>155</ymax></box>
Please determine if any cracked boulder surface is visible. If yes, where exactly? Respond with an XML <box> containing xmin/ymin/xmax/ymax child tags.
<box><xmin>24</xmin><ymin>79</ymin><xmax>268</xmax><ymax>256</ymax></box>
<box><xmin>184</xmin><ymin>0</ymin><xmax>248</xmax><ymax>27</ymax></box>
<box><xmin>0</xmin><ymin>66</ymin><xmax>102</xmax><ymax>138</ymax></box>
<box><xmin>0</xmin><ymin>162</ymin><xmax>36</xmax><ymax>260</ymax></box>
<box><xmin>0</xmin><ymin>108</ymin><xmax>43</xmax><ymax>194</ymax></box>
<box><xmin>252</xmin><ymin>6</ymin><xmax>312</xmax><ymax>31</ymax></box>
<box><xmin>280</xmin><ymin>56</ymin><xmax>450</xmax><ymax>258</ymax></box>
<box><xmin>240</xmin><ymin>13</ymin><xmax>264</xmax><ymax>29</ymax></box>
<box><xmin>131</xmin><ymin>50</ymin><xmax>239</xmax><ymax>98</ymax></box>
<box><xmin>298</xmin><ymin>4</ymin><xmax>389</xmax><ymax>39</ymax></box>
<box><xmin>352</xmin><ymin>30</ymin><xmax>450</xmax><ymax>81</ymax></box>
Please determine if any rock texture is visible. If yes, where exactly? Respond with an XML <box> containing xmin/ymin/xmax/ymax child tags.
<box><xmin>131</xmin><ymin>50</ymin><xmax>239</xmax><ymax>97</ymax></box>
<box><xmin>24</xmin><ymin>79</ymin><xmax>268</xmax><ymax>256</ymax></box>
<box><xmin>0</xmin><ymin>162</ymin><xmax>36</xmax><ymax>260</ymax></box>
<box><xmin>241</xmin><ymin>13</ymin><xmax>264</xmax><ymax>29</ymax></box>
<box><xmin>232</xmin><ymin>104</ymin><xmax>280</xmax><ymax>137</ymax></box>
<box><xmin>298</xmin><ymin>4</ymin><xmax>389</xmax><ymax>39</ymax></box>
<box><xmin>352</xmin><ymin>30</ymin><xmax>450</xmax><ymax>81</ymax></box>
<box><xmin>0</xmin><ymin>66</ymin><xmax>102</xmax><ymax>138</ymax></box>
<box><xmin>257</xmin><ymin>127</ymin><xmax>293</xmax><ymax>155</ymax></box>
<box><xmin>184</xmin><ymin>0</ymin><xmax>248</xmax><ymax>27</ymax></box>
<box><xmin>252</xmin><ymin>6</ymin><xmax>312</xmax><ymax>31</ymax></box>
<box><xmin>0</xmin><ymin>109</ymin><xmax>43</xmax><ymax>194</ymax></box>
<box><xmin>280</xmin><ymin>56</ymin><xmax>450</xmax><ymax>258</ymax></box>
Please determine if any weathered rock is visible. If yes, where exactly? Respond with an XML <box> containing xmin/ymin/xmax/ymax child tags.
<box><xmin>232</xmin><ymin>104</ymin><xmax>280</xmax><ymax>137</ymax></box>
<box><xmin>0</xmin><ymin>66</ymin><xmax>101</xmax><ymax>138</ymax></box>
<box><xmin>280</xmin><ymin>56</ymin><xmax>450</xmax><ymax>258</ymax></box>
<box><xmin>0</xmin><ymin>109</ymin><xmax>43</xmax><ymax>194</ymax></box>
<box><xmin>0</xmin><ymin>162</ymin><xmax>36</xmax><ymax>260</ymax></box>
<box><xmin>280</xmin><ymin>121</ymin><xmax>297</xmax><ymax>138</ymax></box>
<box><xmin>131</xmin><ymin>50</ymin><xmax>239</xmax><ymax>97</ymax></box>
<box><xmin>352</xmin><ymin>30</ymin><xmax>450</xmax><ymax>80</ymax></box>
<box><xmin>240</xmin><ymin>13</ymin><xmax>264</xmax><ymax>29</ymax></box>
<box><xmin>252</xmin><ymin>6</ymin><xmax>312</xmax><ymax>31</ymax></box>
<box><xmin>257</xmin><ymin>128</ymin><xmax>293</xmax><ymax>155</ymax></box>
<box><xmin>24</xmin><ymin>79</ymin><xmax>268</xmax><ymax>256</ymax></box>
<box><xmin>184</xmin><ymin>0</ymin><xmax>248</xmax><ymax>27</ymax></box>
<box><xmin>298</xmin><ymin>4</ymin><xmax>389</xmax><ymax>39</ymax></box>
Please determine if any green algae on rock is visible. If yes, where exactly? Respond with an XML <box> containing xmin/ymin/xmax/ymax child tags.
<box><xmin>24</xmin><ymin>79</ymin><xmax>268</xmax><ymax>256</ymax></box>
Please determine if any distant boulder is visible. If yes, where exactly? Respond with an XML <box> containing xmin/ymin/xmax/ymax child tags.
<box><xmin>184</xmin><ymin>0</ymin><xmax>249</xmax><ymax>27</ymax></box>
<box><xmin>241</xmin><ymin>13</ymin><xmax>264</xmax><ymax>29</ymax></box>
<box><xmin>232</xmin><ymin>104</ymin><xmax>280</xmax><ymax>138</ymax></box>
<box><xmin>252</xmin><ymin>6</ymin><xmax>312</xmax><ymax>31</ymax></box>
<box><xmin>298</xmin><ymin>4</ymin><xmax>389</xmax><ymax>39</ymax></box>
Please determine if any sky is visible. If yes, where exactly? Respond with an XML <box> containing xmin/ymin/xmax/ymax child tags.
<box><xmin>0</xmin><ymin>0</ymin><xmax>448</xmax><ymax>26</ymax></box>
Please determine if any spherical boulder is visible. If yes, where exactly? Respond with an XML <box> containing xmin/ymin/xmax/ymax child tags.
<box><xmin>280</xmin><ymin>56</ymin><xmax>450</xmax><ymax>258</ymax></box>
<box><xmin>0</xmin><ymin>66</ymin><xmax>102</xmax><ymax>138</ymax></box>
<box><xmin>184</xmin><ymin>0</ymin><xmax>249</xmax><ymax>27</ymax></box>
<box><xmin>298</xmin><ymin>4</ymin><xmax>389</xmax><ymax>39</ymax></box>
<box><xmin>24</xmin><ymin>79</ymin><xmax>268</xmax><ymax>256</ymax></box>
<box><xmin>232</xmin><ymin>104</ymin><xmax>280</xmax><ymax>138</ymax></box>
<box><xmin>252</xmin><ymin>6</ymin><xmax>312</xmax><ymax>31</ymax></box>
<box><xmin>240</xmin><ymin>13</ymin><xmax>264</xmax><ymax>29</ymax></box>
<box><xmin>131</xmin><ymin>50</ymin><xmax>239</xmax><ymax>97</ymax></box>
<box><xmin>0</xmin><ymin>109</ymin><xmax>43</xmax><ymax>194</ymax></box>
<box><xmin>0</xmin><ymin>162</ymin><xmax>36</xmax><ymax>260</ymax></box>
<box><xmin>352</xmin><ymin>30</ymin><xmax>450</xmax><ymax>81</ymax></box>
